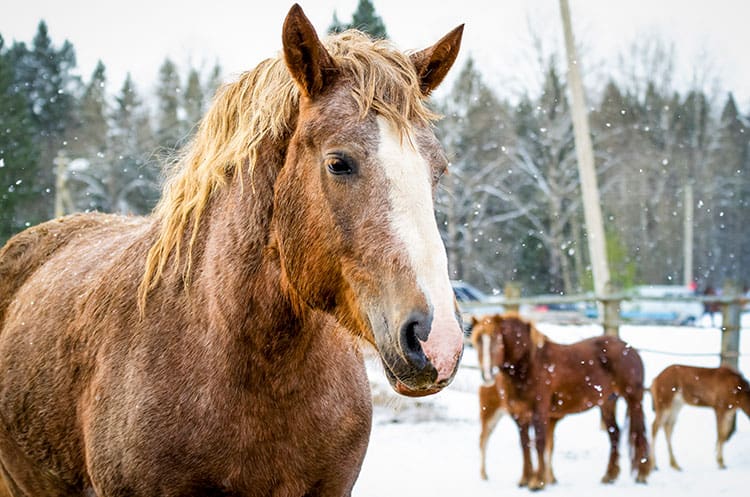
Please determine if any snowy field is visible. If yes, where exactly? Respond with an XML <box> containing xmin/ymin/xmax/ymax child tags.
<box><xmin>353</xmin><ymin>314</ymin><xmax>749</xmax><ymax>497</ymax></box>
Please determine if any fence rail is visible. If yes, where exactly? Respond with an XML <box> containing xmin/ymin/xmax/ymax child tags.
<box><xmin>463</xmin><ymin>285</ymin><xmax>746</xmax><ymax>369</ymax></box>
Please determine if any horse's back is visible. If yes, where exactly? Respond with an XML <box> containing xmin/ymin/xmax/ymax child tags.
<box><xmin>554</xmin><ymin>335</ymin><xmax>644</xmax><ymax>383</ymax></box>
<box><xmin>653</xmin><ymin>364</ymin><xmax>746</xmax><ymax>408</ymax></box>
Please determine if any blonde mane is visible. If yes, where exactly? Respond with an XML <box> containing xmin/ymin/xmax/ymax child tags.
<box><xmin>138</xmin><ymin>30</ymin><xmax>440</xmax><ymax>310</ymax></box>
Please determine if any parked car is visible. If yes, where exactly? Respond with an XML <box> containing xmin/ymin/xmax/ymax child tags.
<box><xmin>524</xmin><ymin>296</ymin><xmax>589</xmax><ymax>324</ymax></box>
<box><xmin>451</xmin><ymin>280</ymin><xmax>504</xmax><ymax>334</ymax></box>
<box><xmin>585</xmin><ymin>285</ymin><xmax>703</xmax><ymax>325</ymax></box>
<box><xmin>622</xmin><ymin>285</ymin><xmax>703</xmax><ymax>325</ymax></box>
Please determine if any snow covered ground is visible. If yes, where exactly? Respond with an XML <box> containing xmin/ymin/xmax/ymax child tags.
<box><xmin>353</xmin><ymin>314</ymin><xmax>749</xmax><ymax>496</ymax></box>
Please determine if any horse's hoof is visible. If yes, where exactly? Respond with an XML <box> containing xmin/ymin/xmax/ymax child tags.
<box><xmin>636</xmin><ymin>475</ymin><xmax>649</xmax><ymax>484</ymax></box>
<box><xmin>528</xmin><ymin>479</ymin><xmax>545</xmax><ymax>491</ymax></box>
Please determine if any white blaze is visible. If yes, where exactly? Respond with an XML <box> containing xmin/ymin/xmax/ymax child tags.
<box><xmin>376</xmin><ymin>117</ymin><xmax>460</xmax><ymax>375</ymax></box>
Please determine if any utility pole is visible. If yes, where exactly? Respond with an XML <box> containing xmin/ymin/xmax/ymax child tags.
<box><xmin>559</xmin><ymin>0</ymin><xmax>611</xmax><ymax>300</ymax></box>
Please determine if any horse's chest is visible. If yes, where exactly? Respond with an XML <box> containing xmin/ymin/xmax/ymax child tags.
<box><xmin>221</xmin><ymin>386</ymin><xmax>371</xmax><ymax>494</ymax></box>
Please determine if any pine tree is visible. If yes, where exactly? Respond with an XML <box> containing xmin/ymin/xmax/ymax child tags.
<box><xmin>109</xmin><ymin>74</ymin><xmax>159</xmax><ymax>214</ymax></box>
<box><xmin>155</xmin><ymin>58</ymin><xmax>183</xmax><ymax>154</ymax></box>
<box><xmin>435</xmin><ymin>57</ymin><xmax>513</xmax><ymax>289</ymax></box>
<box><xmin>0</xmin><ymin>34</ymin><xmax>39</xmax><ymax>242</ymax></box>
<box><xmin>7</xmin><ymin>21</ymin><xmax>79</xmax><ymax>221</ymax></box>
<box><xmin>64</xmin><ymin>60</ymin><xmax>111</xmax><ymax>212</ymax></box>
<box><xmin>704</xmin><ymin>93</ymin><xmax>749</xmax><ymax>284</ymax></box>
<box><xmin>75</xmin><ymin>60</ymin><xmax>109</xmax><ymax>157</ymax></box>
<box><xmin>507</xmin><ymin>61</ymin><xmax>580</xmax><ymax>293</ymax></box>
<box><xmin>327</xmin><ymin>0</ymin><xmax>388</xmax><ymax>38</ymax></box>
<box><xmin>204</xmin><ymin>61</ymin><xmax>223</xmax><ymax>105</ymax></box>
<box><xmin>350</xmin><ymin>0</ymin><xmax>387</xmax><ymax>38</ymax></box>
<box><xmin>327</xmin><ymin>11</ymin><xmax>347</xmax><ymax>34</ymax></box>
<box><xmin>183</xmin><ymin>68</ymin><xmax>203</xmax><ymax>137</ymax></box>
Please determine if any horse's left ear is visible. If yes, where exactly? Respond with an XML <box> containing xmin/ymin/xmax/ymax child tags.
<box><xmin>410</xmin><ymin>25</ymin><xmax>464</xmax><ymax>95</ymax></box>
<box><xmin>282</xmin><ymin>4</ymin><xmax>338</xmax><ymax>98</ymax></box>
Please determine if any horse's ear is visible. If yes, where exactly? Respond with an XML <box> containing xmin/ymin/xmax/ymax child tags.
<box><xmin>282</xmin><ymin>4</ymin><xmax>338</xmax><ymax>98</ymax></box>
<box><xmin>410</xmin><ymin>24</ymin><xmax>464</xmax><ymax>95</ymax></box>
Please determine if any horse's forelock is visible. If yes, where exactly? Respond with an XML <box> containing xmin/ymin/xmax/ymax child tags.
<box><xmin>326</xmin><ymin>31</ymin><xmax>440</xmax><ymax>132</ymax></box>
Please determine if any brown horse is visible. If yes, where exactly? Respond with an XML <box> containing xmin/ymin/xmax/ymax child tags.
<box><xmin>0</xmin><ymin>5</ymin><xmax>465</xmax><ymax>496</ymax></box>
<box><xmin>650</xmin><ymin>364</ymin><xmax>750</xmax><ymax>470</ymax></box>
<box><xmin>472</xmin><ymin>313</ymin><xmax>650</xmax><ymax>490</ymax></box>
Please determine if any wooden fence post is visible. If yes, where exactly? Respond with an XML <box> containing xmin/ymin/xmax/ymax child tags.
<box><xmin>504</xmin><ymin>283</ymin><xmax>521</xmax><ymax>314</ymax></box>
<box><xmin>720</xmin><ymin>280</ymin><xmax>741</xmax><ymax>370</ymax></box>
<box><xmin>602</xmin><ymin>281</ymin><xmax>620</xmax><ymax>337</ymax></box>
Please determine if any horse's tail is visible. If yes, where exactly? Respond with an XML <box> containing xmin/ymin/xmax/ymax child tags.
<box><xmin>626</xmin><ymin>396</ymin><xmax>651</xmax><ymax>483</ymax></box>
<box><xmin>616</xmin><ymin>342</ymin><xmax>650</xmax><ymax>482</ymax></box>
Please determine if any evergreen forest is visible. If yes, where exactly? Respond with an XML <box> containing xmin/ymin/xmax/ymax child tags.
<box><xmin>1</xmin><ymin>0</ymin><xmax>748</xmax><ymax>296</ymax></box>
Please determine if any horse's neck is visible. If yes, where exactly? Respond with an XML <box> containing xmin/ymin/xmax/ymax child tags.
<box><xmin>502</xmin><ymin>336</ymin><xmax>542</xmax><ymax>387</ymax></box>
<box><xmin>188</xmin><ymin>140</ymin><xmax>312</xmax><ymax>357</ymax></box>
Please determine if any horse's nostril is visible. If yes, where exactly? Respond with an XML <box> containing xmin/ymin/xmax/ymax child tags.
<box><xmin>399</xmin><ymin>311</ymin><xmax>431</xmax><ymax>368</ymax></box>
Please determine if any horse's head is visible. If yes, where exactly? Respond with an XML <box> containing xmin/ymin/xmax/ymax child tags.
<box><xmin>471</xmin><ymin>313</ymin><xmax>544</xmax><ymax>382</ymax></box>
<box><xmin>273</xmin><ymin>5</ymin><xmax>464</xmax><ymax>397</ymax></box>
<box><xmin>470</xmin><ymin>315</ymin><xmax>505</xmax><ymax>384</ymax></box>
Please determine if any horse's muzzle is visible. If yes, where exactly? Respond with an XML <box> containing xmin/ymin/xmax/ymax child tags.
<box><xmin>379</xmin><ymin>310</ymin><xmax>463</xmax><ymax>397</ymax></box>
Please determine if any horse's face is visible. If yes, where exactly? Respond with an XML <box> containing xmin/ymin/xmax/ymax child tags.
<box><xmin>471</xmin><ymin>316</ymin><xmax>505</xmax><ymax>384</ymax></box>
<box><xmin>273</xmin><ymin>5</ymin><xmax>464</xmax><ymax>397</ymax></box>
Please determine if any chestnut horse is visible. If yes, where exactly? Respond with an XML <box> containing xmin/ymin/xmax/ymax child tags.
<box><xmin>472</xmin><ymin>313</ymin><xmax>650</xmax><ymax>490</ymax></box>
<box><xmin>0</xmin><ymin>5</ymin><xmax>465</xmax><ymax>496</ymax></box>
<box><xmin>650</xmin><ymin>364</ymin><xmax>750</xmax><ymax>470</ymax></box>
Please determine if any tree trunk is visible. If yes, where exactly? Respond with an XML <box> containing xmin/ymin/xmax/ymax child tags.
<box><xmin>683</xmin><ymin>182</ymin><xmax>694</xmax><ymax>286</ymax></box>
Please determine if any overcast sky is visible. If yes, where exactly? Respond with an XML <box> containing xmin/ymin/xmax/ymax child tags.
<box><xmin>3</xmin><ymin>1</ymin><xmax>750</xmax><ymax>107</ymax></box>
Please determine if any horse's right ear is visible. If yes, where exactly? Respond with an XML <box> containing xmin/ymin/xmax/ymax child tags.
<box><xmin>282</xmin><ymin>4</ymin><xmax>338</xmax><ymax>98</ymax></box>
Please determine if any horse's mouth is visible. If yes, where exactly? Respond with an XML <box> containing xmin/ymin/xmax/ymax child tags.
<box><xmin>381</xmin><ymin>360</ymin><xmax>444</xmax><ymax>398</ymax></box>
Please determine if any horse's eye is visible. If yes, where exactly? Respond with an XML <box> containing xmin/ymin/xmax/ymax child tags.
<box><xmin>325</xmin><ymin>155</ymin><xmax>355</xmax><ymax>176</ymax></box>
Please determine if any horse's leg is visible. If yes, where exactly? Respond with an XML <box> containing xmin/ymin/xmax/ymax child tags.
<box><xmin>515</xmin><ymin>418</ymin><xmax>533</xmax><ymax>488</ymax></box>
<box><xmin>599</xmin><ymin>399</ymin><xmax>621</xmax><ymax>484</ymax></box>
<box><xmin>478</xmin><ymin>385</ymin><xmax>503</xmax><ymax>480</ymax></box>
<box><xmin>715</xmin><ymin>408</ymin><xmax>735</xmax><ymax>469</ymax></box>
<box><xmin>663</xmin><ymin>402</ymin><xmax>682</xmax><ymax>470</ymax></box>
<box><xmin>543</xmin><ymin>418</ymin><xmax>559</xmax><ymax>485</ymax></box>
<box><xmin>650</xmin><ymin>407</ymin><xmax>663</xmax><ymax>471</ymax></box>
<box><xmin>528</xmin><ymin>408</ymin><xmax>549</xmax><ymax>490</ymax></box>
